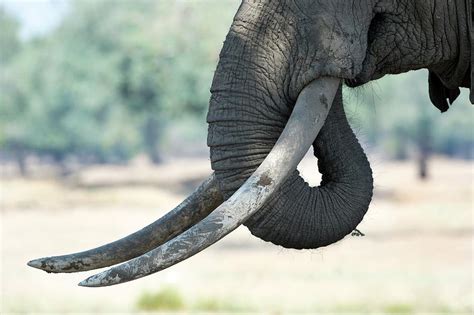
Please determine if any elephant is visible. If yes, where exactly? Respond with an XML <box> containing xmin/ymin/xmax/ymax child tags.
<box><xmin>28</xmin><ymin>0</ymin><xmax>472</xmax><ymax>287</ymax></box>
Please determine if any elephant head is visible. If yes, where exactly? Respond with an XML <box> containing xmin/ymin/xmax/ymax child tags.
<box><xmin>28</xmin><ymin>0</ymin><xmax>472</xmax><ymax>286</ymax></box>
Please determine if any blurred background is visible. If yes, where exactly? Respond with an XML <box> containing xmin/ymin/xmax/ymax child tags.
<box><xmin>0</xmin><ymin>0</ymin><xmax>472</xmax><ymax>313</ymax></box>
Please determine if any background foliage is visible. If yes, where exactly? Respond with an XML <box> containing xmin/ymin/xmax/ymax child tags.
<box><xmin>0</xmin><ymin>0</ymin><xmax>472</xmax><ymax>173</ymax></box>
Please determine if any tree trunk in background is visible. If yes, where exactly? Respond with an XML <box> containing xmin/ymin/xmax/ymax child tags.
<box><xmin>143</xmin><ymin>116</ymin><xmax>161</xmax><ymax>164</ymax></box>
<box><xmin>10</xmin><ymin>145</ymin><xmax>28</xmax><ymax>177</ymax></box>
<box><xmin>16</xmin><ymin>150</ymin><xmax>27</xmax><ymax>177</ymax></box>
<box><xmin>52</xmin><ymin>153</ymin><xmax>70</xmax><ymax>177</ymax></box>
<box><xmin>418</xmin><ymin>148</ymin><xmax>428</xmax><ymax>179</ymax></box>
<box><xmin>417</xmin><ymin>114</ymin><xmax>432</xmax><ymax>180</ymax></box>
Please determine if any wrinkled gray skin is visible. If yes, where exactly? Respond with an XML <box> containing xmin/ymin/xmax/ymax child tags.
<box><xmin>207</xmin><ymin>0</ymin><xmax>471</xmax><ymax>249</ymax></box>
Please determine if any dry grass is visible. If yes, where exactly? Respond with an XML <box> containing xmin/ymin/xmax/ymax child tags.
<box><xmin>1</xmin><ymin>156</ymin><xmax>472</xmax><ymax>314</ymax></box>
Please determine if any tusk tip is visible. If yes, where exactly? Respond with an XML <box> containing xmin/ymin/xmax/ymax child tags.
<box><xmin>27</xmin><ymin>259</ymin><xmax>42</xmax><ymax>269</ymax></box>
<box><xmin>27</xmin><ymin>255</ymin><xmax>96</xmax><ymax>273</ymax></box>
<box><xmin>78</xmin><ymin>271</ymin><xmax>120</xmax><ymax>287</ymax></box>
<box><xmin>78</xmin><ymin>279</ymin><xmax>94</xmax><ymax>287</ymax></box>
<box><xmin>27</xmin><ymin>257</ymin><xmax>61</xmax><ymax>273</ymax></box>
<box><xmin>27</xmin><ymin>258</ymin><xmax>51</xmax><ymax>272</ymax></box>
<box><xmin>78</xmin><ymin>276</ymin><xmax>100</xmax><ymax>287</ymax></box>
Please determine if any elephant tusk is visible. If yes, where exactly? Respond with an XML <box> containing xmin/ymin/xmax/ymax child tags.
<box><xmin>78</xmin><ymin>77</ymin><xmax>341</xmax><ymax>287</ymax></box>
<box><xmin>27</xmin><ymin>175</ymin><xmax>223</xmax><ymax>273</ymax></box>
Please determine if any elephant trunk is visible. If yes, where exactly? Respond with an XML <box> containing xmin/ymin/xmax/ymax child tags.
<box><xmin>207</xmin><ymin>4</ymin><xmax>373</xmax><ymax>249</ymax></box>
<box><xmin>244</xmin><ymin>87</ymin><xmax>373</xmax><ymax>248</ymax></box>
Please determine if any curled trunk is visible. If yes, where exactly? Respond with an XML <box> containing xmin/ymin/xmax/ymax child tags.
<box><xmin>209</xmin><ymin>85</ymin><xmax>373</xmax><ymax>249</ymax></box>
<box><xmin>244</xmin><ymin>87</ymin><xmax>373</xmax><ymax>248</ymax></box>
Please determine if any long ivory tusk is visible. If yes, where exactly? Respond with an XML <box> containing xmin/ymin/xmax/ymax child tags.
<box><xmin>27</xmin><ymin>175</ymin><xmax>223</xmax><ymax>273</ymax></box>
<box><xmin>79</xmin><ymin>77</ymin><xmax>341</xmax><ymax>287</ymax></box>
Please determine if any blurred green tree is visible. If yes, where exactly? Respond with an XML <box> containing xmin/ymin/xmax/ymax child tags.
<box><xmin>0</xmin><ymin>0</ymin><xmax>237</xmax><ymax>171</ymax></box>
<box><xmin>0</xmin><ymin>6</ymin><xmax>20</xmax><ymax>65</ymax></box>
<box><xmin>0</xmin><ymin>7</ymin><xmax>27</xmax><ymax>173</ymax></box>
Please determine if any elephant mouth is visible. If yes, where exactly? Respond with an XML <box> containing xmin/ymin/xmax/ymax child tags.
<box><xmin>27</xmin><ymin>77</ymin><xmax>343</xmax><ymax>287</ymax></box>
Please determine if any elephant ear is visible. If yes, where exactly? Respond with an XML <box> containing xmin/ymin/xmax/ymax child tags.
<box><xmin>428</xmin><ymin>0</ymin><xmax>472</xmax><ymax>112</ymax></box>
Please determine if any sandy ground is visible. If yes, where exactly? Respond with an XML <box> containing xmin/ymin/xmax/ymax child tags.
<box><xmin>1</xmin><ymin>156</ymin><xmax>473</xmax><ymax>314</ymax></box>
